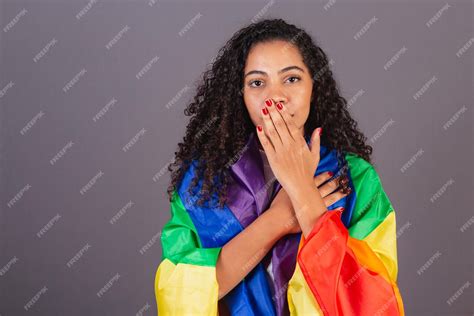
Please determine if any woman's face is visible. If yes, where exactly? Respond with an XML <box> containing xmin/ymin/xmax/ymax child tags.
<box><xmin>242</xmin><ymin>40</ymin><xmax>314</xmax><ymax>138</ymax></box>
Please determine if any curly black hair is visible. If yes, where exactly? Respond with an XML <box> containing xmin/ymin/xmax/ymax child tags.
<box><xmin>166</xmin><ymin>18</ymin><xmax>373</xmax><ymax>209</ymax></box>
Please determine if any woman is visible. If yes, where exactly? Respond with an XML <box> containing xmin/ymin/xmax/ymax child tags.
<box><xmin>154</xmin><ymin>18</ymin><xmax>405</xmax><ymax>315</ymax></box>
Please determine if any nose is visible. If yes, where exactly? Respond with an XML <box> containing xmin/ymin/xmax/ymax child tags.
<box><xmin>265</xmin><ymin>96</ymin><xmax>294</xmax><ymax>116</ymax></box>
<box><xmin>265</xmin><ymin>80</ymin><xmax>288</xmax><ymax>104</ymax></box>
<box><xmin>271</xmin><ymin>98</ymin><xmax>286</xmax><ymax>106</ymax></box>
<box><xmin>266</xmin><ymin>97</ymin><xmax>289</xmax><ymax>115</ymax></box>
<box><xmin>266</xmin><ymin>93</ymin><xmax>288</xmax><ymax>108</ymax></box>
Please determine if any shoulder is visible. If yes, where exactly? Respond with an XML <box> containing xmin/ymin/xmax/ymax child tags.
<box><xmin>344</xmin><ymin>152</ymin><xmax>384</xmax><ymax>187</ymax></box>
<box><xmin>343</xmin><ymin>152</ymin><xmax>394</xmax><ymax>229</ymax></box>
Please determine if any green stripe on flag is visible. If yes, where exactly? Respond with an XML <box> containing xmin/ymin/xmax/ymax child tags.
<box><xmin>161</xmin><ymin>190</ymin><xmax>221</xmax><ymax>267</ymax></box>
<box><xmin>345</xmin><ymin>153</ymin><xmax>394</xmax><ymax>240</ymax></box>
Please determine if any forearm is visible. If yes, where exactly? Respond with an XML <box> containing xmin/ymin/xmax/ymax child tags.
<box><xmin>288</xmin><ymin>185</ymin><xmax>327</xmax><ymax>238</ymax></box>
<box><xmin>216</xmin><ymin>207</ymin><xmax>284</xmax><ymax>300</ymax></box>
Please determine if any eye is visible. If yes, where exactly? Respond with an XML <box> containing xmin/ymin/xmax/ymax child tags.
<box><xmin>247</xmin><ymin>76</ymin><xmax>301</xmax><ymax>88</ymax></box>
<box><xmin>286</xmin><ymin>76</ymin><xmax>301</xmax><ymax>83</ymax></box>
<box><xmin>249</xmin><ymin>80</ymin><xmax>263</xmax><ymax>88</ymax></box>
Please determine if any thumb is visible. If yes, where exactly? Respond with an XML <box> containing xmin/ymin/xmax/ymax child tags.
<box><xmin>309</xmin><ymin>127</ymin><xmax>322</xmax><ymax>155</ymax></box>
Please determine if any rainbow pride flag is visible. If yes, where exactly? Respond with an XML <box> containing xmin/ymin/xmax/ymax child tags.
<box><xmin>154</xmin><ymin>132</ymin><xmax>405</xmax><ymax>315</ymax></box>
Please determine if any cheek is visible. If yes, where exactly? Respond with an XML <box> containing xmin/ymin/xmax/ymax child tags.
<box><xmin>244</xmin><ymin>95</ymin><xmax>264</xmax><ymax>126</ymax></box>
<box><xmin>250</xmin><ymin>109</ymin><xmax>263</xmax><ymax>126</ymax></box>
<box><xmin>297</xmin><ymin>103</ymin><xmax>311</xmax><ymax>117</ymax></box>
<box><xmin>293</xmin><ymin>99</ymin><xmax>311</xmax><ymax>126</ymax></box>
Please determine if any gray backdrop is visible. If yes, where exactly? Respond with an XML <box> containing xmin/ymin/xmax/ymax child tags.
<box><xmin>0</xmin><ymin>0</ymin><xmax>473</xmax><ymax>315</ymax></box>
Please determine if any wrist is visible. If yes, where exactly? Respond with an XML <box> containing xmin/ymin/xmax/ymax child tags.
<box><xmin>287</xmin><ymin>182</ymin><xmax>319</xmax><ymax>206</ymax></box>
<box><xmin>263</xmin><ymin>206</ymin><xmax>291</xmax><ymax>239</ymax></box>
<box><xmin>285</xmin><ymin>177</ymin><xmax>314</xmax><ymax>201</ymax></box>
<box><xmin>287</xmin><ymin>185</ymin><xmax>327</xmax><ymax>238</ymax></box>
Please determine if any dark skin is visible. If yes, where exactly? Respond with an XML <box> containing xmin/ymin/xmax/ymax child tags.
<box><xmin>256</xmin><ymin>97</ymin><xmax>329</xmax><ymax>238</ymax></box>
<box><xmin>215</xmin><ymin>40</ymin><xmax>350</xmax><ymax>300</ymax></box>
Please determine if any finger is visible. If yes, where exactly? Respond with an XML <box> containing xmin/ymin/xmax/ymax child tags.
<box><xmin>322</xmin><ymin>188</ymin><xmax>351</xmax><ymax>208</ymax></box>
<box><xmin>260</xmin><ymin>100</ymin><xmax>283</xmax><ymax>151</ymax></box>
<box><xmin>256</xmin><ymin>124</ymin><xmax>276</xmax><ymax>156</ymax></box>
<box><xmin>318</xmin><ymin>174</ymin><xmax>346</xmax><ymax>197</ymax></box>
<box><xmin>309</xmin><ymin>127</ymin><xmax>322</xmax><ymax>156</ymax></box>
<box><xmin>276</xmin><ymin>101</ymin><xmax>308</xmax><ymax>150</ymax></box>
<box><xmin>274</xmin><ymin>101</ymin><xmax>300</xmax><ymax>142</ymax></box>
<box><xmin>334</xmin><ymin>206</ymin><xmax>345</xmax><ymax>214</ymax></box>
<box><xmin>313</xmin><ymin>171</ymin><xmax>333</xmax><ymax>187</ymax></box>
<box><xmin>263</xmin><ymin>99</ymin><xmax>290</xmax><ymax>147</ymax></box>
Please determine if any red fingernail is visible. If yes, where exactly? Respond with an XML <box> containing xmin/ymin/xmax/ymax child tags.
<box><xmin>276</xmin><ymin>102</ymin><xmax>283</xmax><ymax>110</ymax></box>
<box><xmin>257</xmin><ymin>125</ymin><xmax>262</xmax><ymax>132</ymax></box>
<box><xmin>318</xmin><ymin>128</ymin><xmax>323</xmax><ymax>136</ymax></box>
<box><xmin>328</xmin><ymin>171</ymin><xmax>333</xmax><ymax>177</ymax></box>
<box><xmin>262</xmin><ymin>108</ymin><xmax>269</xmax><ymax>115</ymax></box>
<box><xmin>265</xmin><ymin>99</ymin><xmax>273</xmax><ymax>107</ymax></box>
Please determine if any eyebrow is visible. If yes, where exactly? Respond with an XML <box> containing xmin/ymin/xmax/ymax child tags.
<box><xmin>244</xmin><ymin>65</ymin><xmax>305</xmax><ymax>78</ymax></box>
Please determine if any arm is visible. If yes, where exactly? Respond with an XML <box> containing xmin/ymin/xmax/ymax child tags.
<box><xmin>216</xmin><ymin>205</ymin><xmax>286</xmax><ymax>299</ymax></box>
<box><xmin>287</xmin><ymin>184</ymin><xmax>327</xmax><ymax>239</ymax></box>
<box><xmin>287</xmin><ymin>154</ymin><xmax>405</xmax><ymax>316</ymax></box>
<box><xmin>155</xmin><ymin>188</ymin><xmax>289</xmax><ymax>314</ymax></box>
